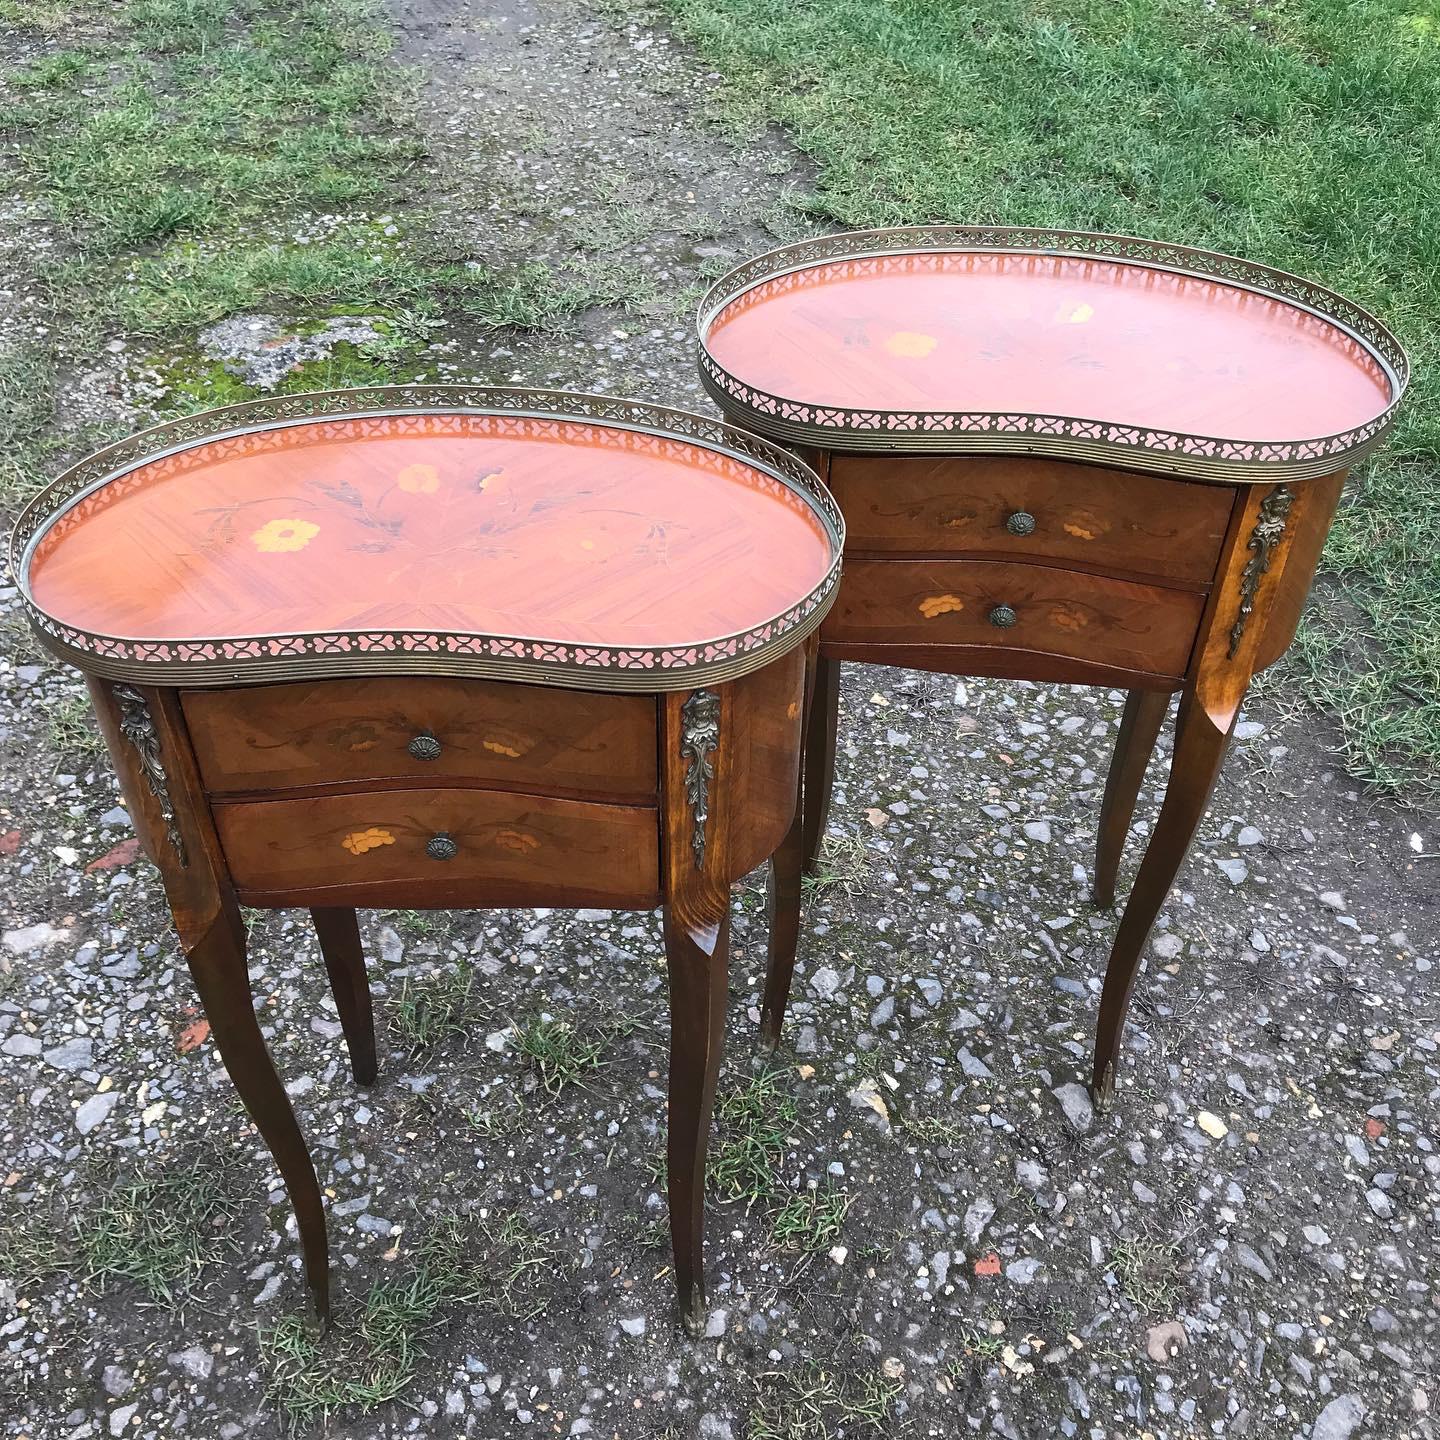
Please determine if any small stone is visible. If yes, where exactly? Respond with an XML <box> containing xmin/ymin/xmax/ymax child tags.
<box><xmin>1152</xmin><ymin>932</ymin><xmax>1183</xmax><ymax>960</ymax></box>
<box><xmin>1365</xmin><ymin>1188</ymin><xmax>1394</xmax><ymax>1219</ymax></box>
<box><xmin>1318</xmin><ymin>891</ymin><xmax>1346</xmax><ymax>911</ymax></box>
<box><xmin>870</xmin><ymin>996</ymin><xmax>895</xmax><ymax>1027</ymax></box>
<box><xmin>1016</xmin><ymin>1159</ymin><xmax>1047</xmax><ymax>1191</ymax></box>
<box><xmin>75</xmin><ymin>1093</ymin><xmax>119</xmax><ymax>1135</ymax></box>
<box><xmin>619</xmin><ymin>1315</ymin><xmax>645</xmax><ymax>1337</ymax></box>
<box><xmin>1303</xmin><ymin>1225</ymin><xmax>1331</xmax><ymax>1246</ymax></box>
<box><xmin>1</xmin><ymin>1034</ymin><xmax>42</xmax><ymax>1058</ymax></box>
<box><xmin>958</xmin><ymin>1047</ymin><xmax>993</xmax><ymax>1079</ymax></box>
<box><xmin>698</xmin><ymin>1416</ymin><xmax>734</xmax><ymax>1440</ymax></box>
<box><xmin>916</xmin><ymin>977</ymin><xmax>943</xmax><ymax>1006</ymax></box>
<box><xmin>809</xmin><ymin>966</ymin><xmax>842</xmax><ymax>999</ymax></box>
<box><xmin>109</xmin><ymin>1404</ymin><xmax>136</xmax><ymax>1437</ymax></box>
<box><xmin>168</xmin><ymin>1346</ymin><xmax>213</xmax><ymax>1380</ymax></box>
<box><xmin>101</xmin><ymin>1366</ymin><xmax>131</xmax><ymax>1397</ymax></box>
<box><xmin>1023</xmin><ymin>820</ymin><xmax>1052</xmax><ymax>844</ymax></box>
<box><xmin>43</xmin><ymin>1038</ymin><xmax>95</xmax><ymax>1073</ymax></box>
<box><xmin>1236</xmin><ymin>826</ymin><xmax>1264</xmax><ymax>846</ymax></box>
<box><xmin>1145</xmin><ymin>1321</ymin><xmax>1187</xmax><ymax>1363</ymax></box>
<box><xmin>828</xmin><ymin>1245</ymin><xmax>848</xmax><ymax>1265</ymax></box>
<box><xmin>963</xmin><ymin>1196</ymin><xmax>995</xmax><ymax>1245</ymax></box>
<box><xmin>1196</xmin><ymin>1110</ymin><xmax>1228</xmax><ymax>1139</ymax></box>
<box><xmin>1052</xmin><ymin>1082</ymin><xmax>1093</xmax><ymax>1132</ymax></box>
<box><xmin>1235</xmin><ymin>1244</ymin><xmax>1273</xmax><ymax>1281</ymax></box>
<box><xmin>1312</xmin><ymin>1394</ymin><xmax>1364</xmax><ymax>1440</ymax></box>
<box><xmin>3</xmin><ymin>923</ymin><xmax>71</xmax><ymax>955</ymax></box>
<box><xmin>704</xmin><ymin>1309</ymin><xmax>728</xmax><ymax>1339</ymax></box>
<box><xmin>1215</xmin><ymin>857</ymin><xmax>1248</xmax><ymax>885</ymax></box>
<box><xmin>1006</xmin><ymin>1258</ymin><xmax>1041</xmax><ymax>1285</ymax></box>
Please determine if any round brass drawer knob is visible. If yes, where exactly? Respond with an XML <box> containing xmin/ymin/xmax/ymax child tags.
<box><xmin>988</xmin><ymin>604</ymin><xmax>1018</xmax><ymax>628</ymax></box>
<box><xmin>425</xmin><ymin>833</ymin><xmax>458</xmax><ymax>861</ymax></box>
<box><xmin>1005</xmin><ymin>510</ymin><xmax>1037</xmax><ymax>536</ymax></box>
<box><xmin>408</xmin><ymin>732</ymin><xmax>442</xmax><ymax>761</ymax></box>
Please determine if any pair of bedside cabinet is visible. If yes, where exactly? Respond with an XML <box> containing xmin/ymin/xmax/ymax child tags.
<box><xmin>12</xmin><ymin>229</ymin><xmax>1404</xmax><ymax>1329</ymax></box>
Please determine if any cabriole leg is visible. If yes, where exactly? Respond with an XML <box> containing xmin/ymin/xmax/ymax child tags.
<box><xmin>800</xmin><ymin>653</ymin><xmax>840</xmax><ymax>876</ymax></box>
<box><xmin>1093</xmin><ymin>689</ymin><xmax>1171</xmax><ymax>908</ymax></box>
<box><xmin>310</xmin><ymin>906</ymin><xmax>377</xmax><ymax>1085</ymax></box>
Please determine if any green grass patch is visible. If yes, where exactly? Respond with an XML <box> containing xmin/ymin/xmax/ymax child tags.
<box><xmin>261</xmin><ymin>1213</ymin><xmax>561</xmax><ymax>1428</ymax></box>
<box><xmin>770</xmin><ymin>1179</ymin><xmax>849</xmax><ymax>1252</ymax></box>
<box><xmin>655</xmin><ymin>0</ymin><xmax>1440</xmax><ymax>793</ymax></box>
<box><xmin>512</xmin><ymin>1013</ymin><xmax>611</xmax><ymax>1097</ymax></box>
<box><xmin>710</xmin><ymin>1067</ymin><xmax>800</xmax><ymax>1206</ymax></box>
<box><xmin>388</xmin><ymin>966</ymin><xmax>477</xmax><ymax>1054</ymax></box>
<box><xmin>1109</xmin><ymin>1234</ymin><xmax>1183</xmax><ymax>1314</ymax></box>
<box><xmin>749</xmin><ymin>1363</ymin><xmax>903</xmax><ymax>1440</ymax></box>
<box><xmin>43</xmin><ymin>693</ymin><xmax>106</xmax><ymax>759</ymax></box>
<box><xmin>73</xmin><ymin>1145</ymin><xmax>245</xmax><ymax>1303</ymax></box>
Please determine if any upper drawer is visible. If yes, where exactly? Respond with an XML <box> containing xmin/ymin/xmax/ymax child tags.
<box><xmin>827</xmin><ymin>455</ymin><xmax>1233</xmax><ymax>585</ymax></box>
<box><xmin>183</xmin><ymin>677</ymin><xmax>657</xmax><ymax>801</ymax></box>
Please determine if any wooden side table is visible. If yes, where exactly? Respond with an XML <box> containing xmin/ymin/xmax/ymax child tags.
<box><xmin>698</xmin><ymin>227</ymin><xmax>1406</xmax><ymax>1100</ymax></box>
<box><xmin>11</xmin><ymin>386</ymin><xmax>843</xmax><ymax>1330</ymax></box>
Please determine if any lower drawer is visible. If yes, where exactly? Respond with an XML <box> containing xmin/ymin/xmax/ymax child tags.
<box><xmin>822</xmin><ymin>559</ymin><xmax>1204</xmax><ymax>678</ymax></box>
<box><xmin>215</xmin><ymin>787</ymin><xmax>660</xmax><ymax>908</ymax></box>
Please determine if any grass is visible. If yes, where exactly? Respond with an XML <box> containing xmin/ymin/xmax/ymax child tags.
<box><xmin>749</xmin><ymin>1364</ymin><xmax>903</xmax><ymax>1440</ymax></box>
<box><xmin>73</xmin><ymin>1145</ymin><xmax>245</xmax><ymax>1303</ymax></box>
<box><xmin>43</xmin><ymin>693</ymin><xmax>105</xmax><ymax>759</ymax></box>
<box><xmin>710</xmin><ymin>1067</ymin><xmax>801</xmax><ymax>1206</ymax></box>
<box><xmin>388</xmin><ymin>966</ymin><xmax>476</xmax><ymax>1053</ymax></box>
<box><xmin>261</xmin><ymin>1212</ymin><xmax>561</xmax><ymax>1428</ymax></box>
<box><xmin>655</xmin><ymin>0</ymin><xmax>1440</xmax><ymax>795</ymax></box>
<box><xmin>1109</xmin><ymin>1234</ymin><xmax>1183</xmax><ymax>1315</ymax></box>
<box><xmin>512</xmin><ymin>1013</ymin><xmax>611</xmax><ymax>1097</ymax></box>
<box><xmin>770</xmin><ymin>1180</ymin><xmax>850</xmax><ymax>1252</ymax></box>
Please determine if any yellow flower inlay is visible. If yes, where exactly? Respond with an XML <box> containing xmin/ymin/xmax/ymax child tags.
<box><xmin>397</xmin><ymin>463</ymin><xmax>440</xmax><ymax>494</ymax></box>
<box><xmin>918</xmin><ymin>594</ymin><xmax>963</xmax><ymax>619</ymax></box>
<box><xmin>476</xmin><ymin>467</ymin><xmax>506</xmax><ymax>493</ymax></box>
<box><xmin>884</xmin><ymin>331</ymin><xmax>939</xmax><ymax>359</ymax></box>
<box><xmin>251</xmin><ymin>518</ymin><xmax>319</xmax><ymax>553</ymax></box>
<box><xmin>342</xmin><ymin>827</ymin><xmax>395</xmax><ymax>855</ymax></box>
<box><xmin>495</xmin><ymin>829</ymin><xmax>539</xmax><ymax>853</ymax></box>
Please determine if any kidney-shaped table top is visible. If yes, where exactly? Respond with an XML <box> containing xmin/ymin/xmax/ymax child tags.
<box><xmin>14</xmin><ymin>388</ymin><xmax>843</xmax><ymax>690</ymax></box>
<box><xmin>698</xmin><ymin>227</ymin><xmax>1406</xmax><ymax>482</ymax></box>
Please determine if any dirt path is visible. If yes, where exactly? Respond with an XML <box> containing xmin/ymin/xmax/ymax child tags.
<box><xmin>1</xmin><ymin>2</ymin><xmax>1437</xmax><ymax>1438</ymax></box>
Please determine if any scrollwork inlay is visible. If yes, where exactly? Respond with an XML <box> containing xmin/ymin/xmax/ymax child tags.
<box><xmin>680</xmin><ymin>689</ymin><xmax>720</xmax><ymax>869</ymax></box>
<box><xmin>1227</xmin><ymin>486</ymin><xmax>1295</xmax><ymax>659</ymax></box>
<box><xmin>112</xmin><ymin>684</ymin><xmax>188</xmax><ymax>866</ymax></box>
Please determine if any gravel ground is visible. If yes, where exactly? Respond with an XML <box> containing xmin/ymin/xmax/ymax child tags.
<box><xmin>1</xmin><ymin>2</ymin><xmax>1437</xmax><ymax>1438</ymax></box>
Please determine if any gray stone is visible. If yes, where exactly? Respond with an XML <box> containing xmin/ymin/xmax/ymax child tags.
<box><xmin>1023</xmin><ymin>820</ymin><xmax>1052</xmax><ymax>843</ymax></box>
<box><xmin>1365</xmin><ymin>1188</ymin><xmax>1394</xmax><ymax>1219</ymax></box>
<box><xmin>3</xmin><ymin>923</ymin><xmax>71</xmax><ymax>955</ymax></box>
<box><xmin>75</xmin><ymin>1092</ymin><xmax>119</xmax><ymax>1135</ymax></box>
<box><xmin>1215</xmin><ymin>857</ymin><xmax>1249</xmax><ymax>885</ymax></box>
<box><xmin>1016</xmin><ymin>1159</ymin><xmax>1047</xmax><ymax>1191</ymax></box>
<box><xmin>1302</xmin><ymin>1225</ymin><xmax>1331</xmax><ymax>1246</ymax></box>
<box><xmin>43</xmin><ymin>1038</ymin><xmax>94</xmax><ymax>1073</ymax></box>
<box><xmin>1006</xmin><ymin>1257</ymin><xmax>1041</xmax><ymax>1285</ymax></box>
<box><xmin>699</xmin><ymin>1416</ymin><xmax>734</xmax><ymax>1440</ymax></box>
<box><xmin>1235</xmin><ymin>1244</ymin><xmax>1273</xmax><ymax>1281</ymax></box>
<box><xmin>619</xmin><ymin>1315</ymin><xmax>646</xmax><ymax>1337</ymax></box>
<box><xmin>704</xmin><ymin>1308</ymin><xmax>728</xmax><ymax>1339</ymax></box>
<box><xmin>1</xmin><ymin>1034</ymin><xmax>42</xmax><ymax>1057</ymax></box>
<box><xmin>168</xmin><ymin>1346</ymin><xmax>213</xmax><ymax>1380</ymax></box>
<box><xmin>958</xmin><ymin>1047</ymin><xmax>993</xmax><ymax>1079</ymax></box>
<box><xmin>198</xmin><ymin>312</ymin><xmax>390</xmax><ymax>391</ymax></box>
<box><xmin>809</xmin><ymin>966</ymin><xmax>843</xmax><ymax>999</ymax></box>
<box><xmin>963</xmin><ymin>1196</ymin><xmax>995</xmax><ymax>1245</ymax></box>
<box><xmin>1311</xmin><ymin>1394</ymin><xmax>1364</xmax><ymax>1440</ymax></box>
<box><xmin>870</xmin><ymin>996</ymin><xmax>895</xmax><ymax>1027</ymax></box>
<box><xmin>1236</xmin><ymin>826</ymin><xmax>1264</xmax><ymax>846</ymax></box>
<box><xmin>1053</xmin><ymin>1082</ymin><xmax>1093</xmax><ymax>1132</ymax></box>
<box><xmin>109</xmin><ymin>1403</ymin><xmax>136</xmax><ymax>1437</ymax></box>
<box><xmin>101</xmin><ymin>1366</ymin><xmax>131</xmax><ymax>1398</ymax></box>
<box><xmin>916</xmin><ymin>977</ymin><xmax>943</xmax><ymax>1006</ymax></box>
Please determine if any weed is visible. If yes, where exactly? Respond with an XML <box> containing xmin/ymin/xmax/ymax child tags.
<box><xmin>513</xmin><ymin>1013</ymin><xmax>609</xmax><ymax>1096</ymax></box>
<box><xmin>43</xmin><ymin>694</ymin><xmax>104</xmax><ymax>759</ymax></box>
<box><xmin>710</xmin><ymin>1068</ymin><xmax>800</xmax><ymax>1206</ymax></box>
<box><xmin>73</xmin><ymin>1144</ymin><xmax>245</xmax><ymax>1302</ymax></box>
<box><xmin>749</xmin><ymin>1363</ymin><xmax>903</xmax><ymax>1440</ymax></box>
<box><xmin>389</xmin><ymin>966</ymin><xmax>476</xmax><ymax>1053</ymax></box>
<box><xmin>803</xmin><ymin>830</ymin><xmax>873</xmax><ymax>899</ymax></box>
<box><xmin>770</xmin><ymin>1180</ymin><xmax>849</xmax><ymax>1252</ymax></box>
<box><xmin>1109</xmin><ymin>1235</ymin><xmax>1183</xmax><ymax>1315</ymax></box>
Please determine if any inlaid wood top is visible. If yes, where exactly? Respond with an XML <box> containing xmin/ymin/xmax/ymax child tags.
<box><xmin>698</xmin><ymin>228</ymin><xmax>1406</xmax><ymax>480</ymax></box>
<box><xmin>15</xmin><ymin>389</ymin><xmax>843</xmax><ymax>689</ymax></box>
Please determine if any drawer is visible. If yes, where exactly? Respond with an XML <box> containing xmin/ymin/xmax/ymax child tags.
<box><xmin>823</xmin><ymin>559</ymin><xmax>1204</xmax><ymax>678</ymax></box>
<box><xmin>183</xmin><ymin>677</ymin><xmax>657</xmax><ymax>801</ymax></box>
<box><xmin>827</xmin><ymin>455</ymin><xmax>1233</xmax><ymax>585</ymax></box>
<box><xmin>214</xmin><ymin>787</ymin><xmax>660</xmax><ymax>908</ymax></box>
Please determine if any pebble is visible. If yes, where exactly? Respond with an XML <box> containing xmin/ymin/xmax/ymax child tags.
<box><xmin>1215</xmin><ymin>857</ymin><xmax>1248</xmax><ymax>885</ymax></box>
<box><xmin>963</xmin><ymin>1196</ymin><xmax>995</xmax><ymax>1245</ymax></box>
<box><xmin>43</xmin><ymin>1038</ymin><xmax>94</xmax><ymax>1072</ymax></box>
<box><xmin>109</xmin><ymin>1404</ymin><xmax>136</xmax><ymax>1437</ymax></box>
<box><xmin>168</xmin><ymin>1345</ymin><xmax>214</xmax><ymax>1380</ymax></box>
<box><xmin>1052</xmin><ymin>1082</ymin><xmax>1093</xmax><ymax>1132</ymax></box>
<box><xmin>619</xmin><ymin>1316</ymin><xmax>645</xmax><ymax>1337</ymax></box>
<box><xmin>3</xmin><ymin>923</ymin><xmax>71</xmax><ymax>954</ymax></box>
<box><xmin>1023</xmin><ymin>820</ymin><xmax>1052</xmax><ymax>843</ymax></box>
<box><xmin>809</xmin><ymin>966</ymin><xmax>842</xmax><ymax>999</ymax></box>
<box><xmin>75</xmin><ymin>1092</ymin><xmax>119</xmax><ymax>1135</ymax></box>
<box><xmin>1312</xmin><ymin>1394</ymin><xmax>1364</xmax><ymax>1440</ymax></box>
<box><xmin>1196</xmin><ymin>1110</ymin><xmax>1229</xmax><ymax>1139</ymax></box>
